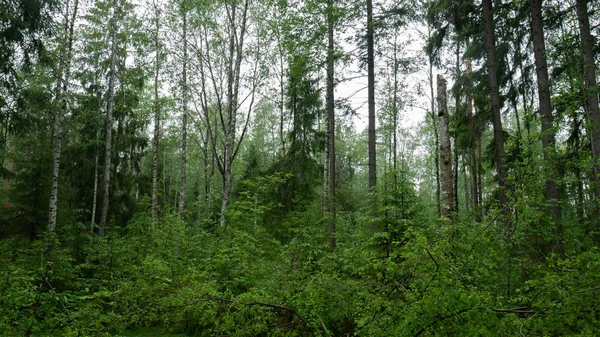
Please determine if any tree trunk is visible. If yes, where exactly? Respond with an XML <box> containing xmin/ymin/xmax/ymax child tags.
<box><xmin>152</xmin><ymin>3</ymin><xmax>160</xmax><ymax>223</ymax></box>
<box><xmin>437</xmin><ymin>75</ymin><xmax>454</xmax><ymax>217</ymax></box>
<box><xmin>367</xmin><ymin>0</ymin><xmax>376</xmax><ymax>191</ymax></box>
<box><xmin>466</xmin><ymin>59</ymin><xmax>481</xmax><ymax>222</ymax></box>
<box><xmin>48</xmin><ymin>0</ymin><xmax>79</xmax><ymax>232</ymax></box>
<box><xmin>99</xmin><ymin>9</ymin><xmax>118</xmax><ymax>237</ymax></box>
<box><xmin>326</xmin><ymin>0</ymin><xmax>336</xmax><ymax>250</ymax></box>
<box><xmin>453</xmin><ymin>41</ymin><xmax>460</xmax><ymax>214</ymax></box>
<box><xmin>219</xmin><ymin>0</ymin><xmax>250</xmax><ymax>226</ymax></box>
<box><xmin>179</xmin><ymin>10</ymin><xmax>188</xmax><ymax>221</ymax></box>
<box><xmin>91</xmin><ymin>151</ymin><xmax>98</xmax><ymax>242</ymax></box>
<box><xmin>482</xmin><ymin>0</ymin><xmax>510</xmax><ymax>228</ymax></box>
<box><xmin>530</xmin><ymin>0</ymin><xmax>563</xmax><ymax>255</ymax></box>
<box><xmin>427</xmin><ymin>30</ymin><xmax>441</xmax><ymax>217</ymax></box>
<box><xmin>575</xmin><ymin>0</ymin><xmax>600</xmax><ymax>217</ymax></box>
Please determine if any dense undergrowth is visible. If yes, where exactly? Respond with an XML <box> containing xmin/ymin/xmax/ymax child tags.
<box><xmin>1</xmin><ymin>178</ymin><xmax>599</xmax><ymax>336</ymax></box>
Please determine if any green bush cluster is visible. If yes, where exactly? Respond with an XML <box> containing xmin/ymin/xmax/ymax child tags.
<box><xmin>1</xmin><ymin>172</ymin><xmax>599</xmax><ymax>336</ymax></box>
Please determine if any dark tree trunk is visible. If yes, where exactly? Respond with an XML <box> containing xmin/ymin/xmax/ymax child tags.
<box><xmin>482</xmin><ymin>0</ymin><xmax>510</xmax><ymax>228</ymax></box>
<box><xmin>575</xmin><ymin>0</ymin><xmax>600</xmax><ymax>217</ymax></box>
<box><xmin>530</xmin><ymin>0</ymin><xmax>563</xmax><ymax>255</ymax></box>
<box><xmin>466</xmin><ymin>59</ymin><xmax>481</xmax><ymax>222</ymax></box>
<box><xmin>99</xmin><ymin>8</ymin><xmax>118</xmax><ymax>237</ymax></box>
<box><xmin>326</xmin><ymin>0</ymin><xmax>336</xmax><ymax>250</ymax></box>
<box><xmin>367</xmin><ymin>0</ymin><xmax>376</xmax><ymax>191</ymax></box>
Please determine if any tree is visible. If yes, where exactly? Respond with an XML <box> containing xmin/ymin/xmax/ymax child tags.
<box><xmin>437</xmin><ymin>74</ymin><xmax>454</xmax><ymax>216</ymax></box>
<box><xmin>48</xmin><ymin>0</ymin><xmax>79</xmax><ymax>232</ymax></box>
<box><xmin>179</xmin><ymin>7</ymin><xmax>188</xmax><ymax>220</ymax></box>
<box><xmin>367</xmin><ymin>0</ymin><xmax>376</xmax><ymax>192</ymax></box>
<box><xmin>325</xmin><ymin>0</ymin><xmax>336</xmax><ymax>249</ymax></box>
<box><xmin>195</xmin><ymin>0</ymin><xmax>262</xmax><ymax>226</ymax></box>
<box><xmin>529</xmin><ymin>0</ymin><xmax>563</xmax><ymax>255</ymax></box>
<box><xmin>99</xmin><ymin>2</ymin><xmax>119</xmax><ymax>237</ymax></box>
<box><xmin>151</xmin><ymin>0</ymin><xmax>162</xmax><ymax>223</ymax></box>
<box><xmin>575</xmin><ymin>0</ymin><xmax>600</xmax><ymax>217</ymax></box>
<box><xmin>482</xmin><ymin>0</ymin><xmax>509</xmax><ymax>227</ymax></box>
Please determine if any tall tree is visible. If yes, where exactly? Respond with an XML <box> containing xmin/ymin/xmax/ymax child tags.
<box><xmin>326</xmin><ymin>0</ymin><xmax>336</xmax><ymax>249</ymax></box>
<box><xmin>437</xmin><ymin>74</ymin><xmax>454</xmax><ymax>216</ymax></box>
<box><xmin>152</xmin><ymin>1</ymin><xmax>161</xmax><ymax>223</ymax></box>
<box><xmin>529</xmin><ymin>0</ymin><xmax>563</xmax><ymax>255</ymax></box>
<box><xmin>466</xmin><ymin>58</ymin><xmax>481</xmax><ymax>222</ymax></box>
<box><xmin>575</xmin><ymin>0</ymin><xmax>600</xmax><ymax>216</ymax></box>
<box><xmin>179</xmin><ymin>8</ymin><xmax>188</xmax><ymax>220</ymax></box>
<box><xmin>367</xmin><ymin>0</ymin><xmax>376</xmax><ymax>191</ymax></box>
<box><xmin>99</xmin><ymin>4</ymin><xmax>119</xmax><ymax>237</ymax></box>
<box><xmin>48</xmin><ymin>0</ymin><xmax>79</xmax><ymax>232</ymax></box>
<box><xmin>482</xmin><ymin>0</ymin><xmax>509</xmax><ymax>226</ymax></box>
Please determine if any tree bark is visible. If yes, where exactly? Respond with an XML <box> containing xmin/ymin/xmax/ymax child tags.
<box><xmin>575</xmin><ymin>0</ymin><xmax>600</xmax><ymax>217</ymax></box>
<box><xmin>427</xmin><ymin>26</ymin><xmax>441</xmax><ymax>217</ymax></box>
<box><xmin>218</xmin><ymin>0</ymin><xmax>250</xmax><ymax>226</ymax></box>
<box><xmin>482</xmin><ymin>0</ymin><xmax>510</xmax><ymax>228</ymax></box>
<box><xmin>367</xmin><ymin>0</ymin><xmax>376</xmax><ymax>191</ymax></box>
<box><xmin>466</xmin><ymin>59</ymin><xmax>481</xmax><ymax>222</ymax></box>
<box><xmin>152</xmin><ymin>2</ymin><xmax>160</xmax><ymax>223</ymax></box>
<box><xmin>179</xmin><ymin>10</ymin><xmax>188</xmax><ymax>221</ymax></box>
<box><xmin>437</xmin><ymin>75</ymin><xmax>454</xmax><ymax>217</ymax></box>
<box><xmin>99</xmin><ymin>7</ymin><xmax>118</xmax><ymax>237</ymax></box>
<box><xmin>326</xmin><ymin>0</ymin><xmax>336</xmax><ymax>249</ymax></box>
<box><xmin>91</xmin><ymin>151</ymin><xmax>98</xmax><ymax>241</ymax></box>
<box><xmin>529</xmin><ymin>0</ymin><xmax>563</xmax><ymax>255</ymax></box>
<box><xmin>48</xmin><ymin>0</ymin><xmax>79</xmax><ymax>232</ymax></box>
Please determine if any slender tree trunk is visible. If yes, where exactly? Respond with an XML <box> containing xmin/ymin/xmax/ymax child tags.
<box><xmin>530</xmin><ymin>0</ymin><xmax>563</xmax><ymax>255</ymax></box>
<box><xmin>99</xmin><ymin>8</ymin><xmax>118</xmax><ymax>237</ymax></box>
<box><xmin>438</xmin><ymin>75</ymin><xmax>454</xmax><ymax>216</ymax></box>
<box><xmin>91</xmin><ymin>152</ymin><xmax>98</xmax><ymax>242</ymax></box>
<box><xmin>453</xmin><ymin>41</ymin><xmax>460</xmax><ymax>214</ymax></box>
<box><xmin>179</xmin><ymin>10</ymin><xmax>188</xmax><ymax>220</ymax></box>
<box><xmin>152</xmin><ymin>3</ymin><xmax>160</xmax><ymax>223</ymax></box>
<box><xmin>482</xmin><ymin>0</ymin><xmax>510</xmax><ymax>227</ymax></box>
<box><xmin>367</xmin><ymin>0</ymin><xmax>376</xmax><ymax>191</ymax></box>
<box><xmin>48</xmin><ymin>0</ymin><xmax>79</xmax><ymax>232</ymax></box>
<box><xmin>466</xmin><ymin>59</ymin><xmax>481</xmax><ymax>222</ymax></box>
<box><xmin>393</xmin><ymin>30</ymin><xmax>399</xmax><ymax>181</ymax></box>
<box><xmin>575</xmin><ymin>0</ymin><xmax>600</xmax><ymax>217</ymax></box>
<box><xmin>279</xmin><ymin>44</ymin><xmax>286</xmax><ymax>158</ymax></box>
<box><xmin>326</xmin><ymin>0</ymin><xmax>336</xmax><ymax>249</ymax></box>
<box><xmin>323</xmin><ymin>113</ymin><xmax>329</xmax><ymax>216</ymax></box>
<box><xmin>219</xmin><ymin>0</ymin><xmax>249</xmax><ymax>226</ymax></box>
<box><xmin>428</xmin><ymin>45</ymin><xmax>441</xmax><ymax>217</ymax></box>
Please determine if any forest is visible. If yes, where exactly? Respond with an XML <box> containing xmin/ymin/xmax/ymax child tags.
<box><xmin>1</xmin><ymin>0</ymin><xmax>600</xmax><ymax>335</ymax></box>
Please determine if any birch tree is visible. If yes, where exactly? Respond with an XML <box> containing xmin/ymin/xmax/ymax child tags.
<box><xmin>48</xmin><ymin>0</ymin><xmax>79</xmax><ymax>232</ymax></box>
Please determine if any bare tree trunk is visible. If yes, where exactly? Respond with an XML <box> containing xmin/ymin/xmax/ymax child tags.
<box><xmin>466</xmin><ymin>59</ymin><xmax>481</xmax><ymax>222</ymax></box>
<box><xmin>152</xmin><ymin>2</ymin><xmax>161</xmax><ymax>223</ymax></box>
<box><xmin>91</xmin><ymin>152</ymin><xmax>98</xmax><ymax>242</ymax></box>
<box><xmin>437</xmin><ymin>75</ymin><xmax>454</xmax><ymax>217</ymax></box>
<box><xmin>367</xmin><ymin>0</ymin><xmax>376</xmax><ymax>191</ymax></box>
<box><xmin>48</xmin><ymin>0</ymin><xmax>79</xmax><ymax>232</ymax></box>
<box><xmin>99</xmin><ymin>8</ymin><xmax>118</xmax><ymax>237</ymax></box>
<box><xmin>326</xmin><ymin>0</ymin><xmax>336</xmax><ymax>250</ymax></box>
<box><xmin>179</xmin><ymin>10</ymin><xmax>188</xmax><ymax>221</ymax></box>
<box><xmin>453</xmin><ymin>41</ymin><xmax>460</xmax><ymax>214</ymax></box>
<box><xmin>392</xmin><ymin>30</ymin><xmax>399</xmax><ymax>181</ymax></box>
<box><xmin>218</xmin><ymin>0</ymin><xmax>250</xmax><ymax>226</ymax></box>
<box><xmin>530</xmin><ymin>0</ymin><xmax>563</xmax><ymax>255</ymax></box>
<box><xmin>575</xmin><ymin>0</ymin><xmax>600</xmax><ymax>217</ymax></box>
<box><xmin>427</xmin><ymin>35</ymin><xmax>441</xmax><ymax>217</ymax></box>
<box><xmin>482</xmin><ymin>0</ymin><xmax>510</xmax><ymax>228</ymax></box>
